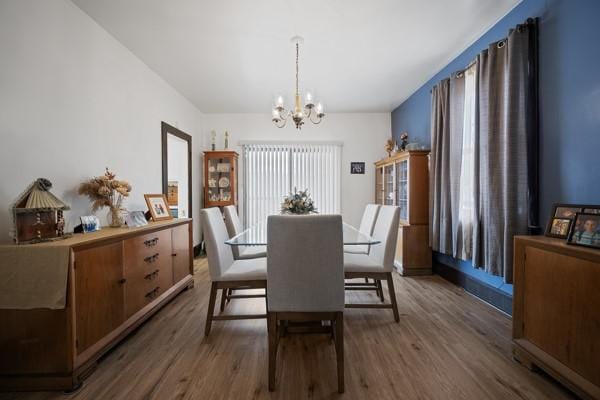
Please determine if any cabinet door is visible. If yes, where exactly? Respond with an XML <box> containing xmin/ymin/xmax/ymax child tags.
<box><xmin>383</xmin><ymin>164</ymin><xmax>395</xmax><ymax>205</ymax></box>
<box><xmin>172</xmin><ymin>224</ymin><xmax>192</xmax><ymax>283</ymax></box>
<box><xmin>395</xmin><ymin>160</ymin><xmax>408</xmax><ymax>221</ymax></box>
<box><xmin>74</xmin><ymin>242</ymin><xmax>124</xmax><ymax>354</ymax></box>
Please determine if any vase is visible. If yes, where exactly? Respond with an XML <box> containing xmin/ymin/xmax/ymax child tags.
<box><xmin>108</xmin><ymin>206</ymin><xmax>124</xmax><ymax>228</ymax></box>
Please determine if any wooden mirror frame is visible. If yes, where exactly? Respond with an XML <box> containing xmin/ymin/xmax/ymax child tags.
<box><xmin>161</xmin><ymin>122</ymin><xmax>192</xmax><ymax>220</ymax></box>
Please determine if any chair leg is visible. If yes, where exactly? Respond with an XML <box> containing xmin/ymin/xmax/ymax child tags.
<box><xmin>377</xmin><ymin>280</ymin><xmax>385</xmax><ymax>302</ymax></box>
<box><xmin>334</xmin><ymin>312</ymin><xmax>344</xmax><ymax>394</ymax></box>
<box><xmin>267</xmin><ymin>312</ymin><xmax>278</xmax><ymax>392</ymax></box>
<box><xmin>364</xmin><ymin>277</ymin><xmax>369</xmax><ymax>283</ymax></box>
<box><xmin>219</xmin><ymin>288</ymin><xmax>227</xmax><ymax>312</ymax></box>
<box><xmin>386</xmin><ymin>273</ymin><xmax>400</xmax><ymax>322</ymax></box>
<box><xmin>226</xmin><ymin>288</ymin><xmax>233</xmax><ymax>304</ymax></box>
<box><xmin>205</xmin><ymin>282</ymin><xmax>218</xmax><ymax>336</ymax></box>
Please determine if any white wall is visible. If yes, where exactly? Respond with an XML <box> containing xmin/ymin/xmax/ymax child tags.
<box><xmin>0</xmin><ymin>0</ymin><xmax>205</xmax><ymax>244</ymax></box>
<box><xmin>203</xmin><ymin>113</ymin><xmax>391</xmax><ymax>226</ymax></box>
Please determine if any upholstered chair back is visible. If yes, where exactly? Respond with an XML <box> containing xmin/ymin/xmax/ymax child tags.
<box><xmin>200</xmin><ymin>207</ymin><xmax>234</xmax><ymax>279</ymax></box>
<box><xmin>355</xmin><ymin>204</ymin><xmax>381</xmax><ymax>253</ymax></box>
<box><xmin>267</xmin><ymin>215</ymin><xmax>344</xmax><ymax>312</ymax></box>
<box><xmin>223</xmin><ymin>205</ymin><xmax>245</xmax><ymax>258</ymax></box>
<box><xmin>369</xmin><ymin>206</ymin><xmax>400</xmax><ymax>271</ymax></box>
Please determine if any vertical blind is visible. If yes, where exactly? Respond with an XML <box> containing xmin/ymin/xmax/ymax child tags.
<box><xmin>243</xmin><ymin>143</ymin><xmax>341</xmax><ymax>228</ymax></box>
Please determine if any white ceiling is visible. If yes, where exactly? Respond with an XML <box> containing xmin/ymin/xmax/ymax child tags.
<box><xmin>72</xmin><ymin>0</ymin><xmax>520</xmax><ymax>113</ymax></box>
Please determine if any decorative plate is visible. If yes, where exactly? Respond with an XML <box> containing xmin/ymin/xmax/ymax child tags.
<box><xmin>218</xmin><ymin>177</ymin><xmax>230</xmax><ymax>188</ymax></box>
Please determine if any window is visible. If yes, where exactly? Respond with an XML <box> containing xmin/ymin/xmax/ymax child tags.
<box><xmin>242</xmin><ymin>143</ymin><xmax>341</xmax><ymax>227</ymax></box>
<box><xmin>457</xmin><ymin>65</ymin><xmax>477</xmax><ymax>258</ymax></box>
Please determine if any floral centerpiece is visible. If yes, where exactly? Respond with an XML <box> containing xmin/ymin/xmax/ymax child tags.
<box><xmin>281</xmin><ymin>188</ymin><xmax>317</xmax><ymax>215</ymax></box>
<box><xmin>78</xmin><ymin>168</ymin><xmax>132</xmax><ymax>227</ymax></box>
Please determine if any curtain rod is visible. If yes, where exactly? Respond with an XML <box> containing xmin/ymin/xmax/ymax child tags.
<box><xmin>429</xmin><ymin>16</ymin><xmax>537</xmax><ymax>94</ymax></box>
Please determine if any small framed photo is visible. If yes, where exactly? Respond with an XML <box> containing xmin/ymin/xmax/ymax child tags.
<box><xmin>126</xmin><ymin>210</ymin><xmax>148</xmax><ymax>228</ymax></box>
<box><xmin>80</xmin><ymin>215</ymin><xmax>101</xmax><ymax>233</ymax></box>
<box><xmin>567</xmin><ymin>212</ymin><xmax>600</xmax><ymax>249</ymax></box>
<box><xmin>545</xmin><ymin>203</ymin><xmax>582</xmax><ymax>238</ymax></box>
<box><xmin>583</xmin><ymin>207</ymin><xmax>600</xmax><ymax>215</ymax></box>
<box><xmin>144</xmin><ymin>194</ymin><xmax>173</xmax><ymax>221</ymax></box>
<box><xmin>552</xmin><ymin>204</ymin><xmax>583</xmax><ymax>219</ymax></box>
<box><xmin>546</xmin><ymin>218</ymin><xmax>572</xmax><ymax>238</ymax></box>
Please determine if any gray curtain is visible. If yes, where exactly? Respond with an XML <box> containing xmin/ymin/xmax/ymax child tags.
<box><xmin>429</xmin><ymin>79</ymin><xmax>451</xmax><ymax>253</ymax></box>
<box><xmin>472</xmin><ymin>21</ymin><xmax>538</xmax><ymax>282</ymax></box>
<box><xmin>430</xmin><ymin>75</ymin><xmax>465</xmax><ymax>256</ymax></box>
<box><xmin>430</xmin><ymin>19</ymin><xmax>538</xmax><ymax>282</ymax></box>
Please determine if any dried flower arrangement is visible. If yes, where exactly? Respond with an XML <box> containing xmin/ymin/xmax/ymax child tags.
<box><xmin>385</xmin><ymin>138</ymin><xmax>395</xmax><ymax>157</ymax></box>
<box><xmin>281</xmin><ymin>188</ymin><xmax>317</xmax><ymax>215</ymax></box>
<box><xmin>78</xmin><ymin>168</ymin><xmax>132</xmax><ymax>227</ymax></box>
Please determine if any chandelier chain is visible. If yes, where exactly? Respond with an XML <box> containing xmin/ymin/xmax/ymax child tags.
<box><xmin>295</xmin><ymin>42</ymin><xmax>299</xmax><ymax>96</ymax></box>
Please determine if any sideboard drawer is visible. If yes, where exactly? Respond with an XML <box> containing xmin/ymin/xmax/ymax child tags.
<box><xmin>124</xmin><ymin>229</ymin><xmax>171</xmax><ymax>260</ymax></box>
<box><xmin>123</xmin><ymin>231</ymin><xmax>174</xmax><ymax>318</ymax></box>
<box><xmin>123</xmin><ymin>265</ymin><xmax>173</xmax><ymax>318</ymax></box>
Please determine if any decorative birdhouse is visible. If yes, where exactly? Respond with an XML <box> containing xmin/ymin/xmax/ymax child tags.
<box><xmin>10</xmin><ymin>178</ymin><xmax>71</xmax><ymax>244</ymax></box>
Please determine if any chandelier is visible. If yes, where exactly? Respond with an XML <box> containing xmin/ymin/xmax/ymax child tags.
<box><xmin>272</xmin><ymin>36</ymin><xmax>325</xmax><ymax>130</ymax></box>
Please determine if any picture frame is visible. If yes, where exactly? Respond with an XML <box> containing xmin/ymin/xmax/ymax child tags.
<box><xmin>126</xmin><ymin>210</ymin><xmax>148</xmax><ymax>228</ymax></box>
<box><xmin>351</xmin><ymin>162</ymin><xmax>365</xmax><ymax>174</ymax></box>
<box><xmin>545</xmin><ymin>217</ymin><xmax>572</xmax><ymax>238</ymax></box>
<box><xmin>551</xmin><ymin>204</ymin><xmax>583</xmax><ymax>219</ymax></box>
<box><xmin>144</xmin><ymin>194</ymin><xmax>173</xmax><ymax>221</ymax></box>
<box><xmin>80</xmin><ymin>215</ymin><xmax>101</xmax><ymax>233</ymax></box>
<box><xmin>566</xmin><ymin>212</ymin><xmax>600</xmax><ymax>249</ymax></box>
<box><xmin>583</xmin><ymin>207</ymin><xmax>600</xmax><ymax>215</ymax></box>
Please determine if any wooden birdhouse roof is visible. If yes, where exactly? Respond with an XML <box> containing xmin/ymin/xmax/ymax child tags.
<box><xmin>12</xmin><ymin>178</ymin><xmax>70</xmax><ymax>212</ymax></box>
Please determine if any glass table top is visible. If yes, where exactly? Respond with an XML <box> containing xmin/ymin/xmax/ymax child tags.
<box><xmin>225</xmin><ymin>222</ymin><xmax>380</xmax><ymax>247</ymax></box>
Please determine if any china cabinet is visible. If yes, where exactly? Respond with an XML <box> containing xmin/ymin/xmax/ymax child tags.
<box><xmin>203</xmin><ymin>151</ymin><xmax>238</xmax><ymax>210</ymax></box>
<box><xmin>375</xmin><ymin>150</ymin><xmax>431</xmax><ymax>275</ymax></box>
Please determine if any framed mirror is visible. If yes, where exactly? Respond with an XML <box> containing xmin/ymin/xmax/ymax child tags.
<box><xmin>161</xmin><ymin>122</ymin><xmax>192</xmax><ymax>220</ymax></box>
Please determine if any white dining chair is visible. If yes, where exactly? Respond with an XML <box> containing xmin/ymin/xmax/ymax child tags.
<box><xmin>267</xmin><ymin>215</ymin><xmax>345</xmax><ymax>393</ymax></box>
<box><xmin>223</xmin><ymin>205</ymin><xmax>267</xmax><ymax>260</ymax></box>
<box><xmin>344</xmin><ymin>203</ymin><xmax>380</xmax><ymax>255</ymax></box>
<box><xmin>201</xmin><ymin>207</ymin><xmax>267</xmax><ymax>336</ymax></box>
<box><xmin>344</xmin><ymin>205</ymin><xmax>400</xmax><ymax>322</ymax></box>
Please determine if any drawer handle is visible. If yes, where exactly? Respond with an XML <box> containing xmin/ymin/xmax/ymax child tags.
<box><xmin>143</xmin><ymin>238</ymin><xmax>159</xmax><ymax>247</ymax></box>
<box><xmin>145</xmin><ymin>286</ymin><xmax>160</xmax><ymax>299</ymax></box>
<box><xmin>144</xmin><ymin>253</ymin><xmax>159</xmax><ymax>263</ymax></box>
<box><xmin>144</xmin><ymin>269</ymin><xmax>160</xmax><ymax>280</ymax></box>
<box><xmin>118</xmin><ymin>278</ymin><xmax>127</xmax><ymax>285</ymax></box>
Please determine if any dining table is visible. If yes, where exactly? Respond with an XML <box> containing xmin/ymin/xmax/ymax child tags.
<box><xmin>224</xmin><ymin>220</ymin><xmax>380</xmax><ymax>333</ymax></box>
<box><xmin>225</xmin><ymin>221</ymin><xmax>380</xmax><ymax>247</ymax></box>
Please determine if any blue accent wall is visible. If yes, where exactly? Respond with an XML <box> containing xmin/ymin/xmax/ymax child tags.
<box><xmin>392</xmin><ymin>0</ymin><xmax>600</xmax><ymax>296</ymax></box>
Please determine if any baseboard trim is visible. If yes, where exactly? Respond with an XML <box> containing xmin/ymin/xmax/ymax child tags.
<box><xmin>433</xmin><ymin>261</ymin><xmax>513</xmax><ymax>315</ymax></box>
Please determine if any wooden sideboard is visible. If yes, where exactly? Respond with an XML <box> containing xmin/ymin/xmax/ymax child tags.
<box><xmin>513</xmin><ymin>235</ymin><xmax>600</xmax><ymax>400</ymax></box>
<box><xmin>0</xmin><ymin>219</ymin><xmax>193</xmax><ymax>391</ymax></box>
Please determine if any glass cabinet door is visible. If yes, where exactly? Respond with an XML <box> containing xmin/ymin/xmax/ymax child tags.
<box><xmin>384</xmin><ymin>164</ymin><xmax>394</xmax><ymax>205</ymax></box>
<box><xmin>375</xmin><ymin>167</ymin><xmax>384</xmax><ymax>204</ymax></box>
<box><xmin>396</xmin><ymin>160</ymin><xmax>408</xmax><ymax>220</ymax></box>
<box><xmin>207</xmin><ymin>156</ymin><xmax>232</xmax><ymax>203</ymax></box>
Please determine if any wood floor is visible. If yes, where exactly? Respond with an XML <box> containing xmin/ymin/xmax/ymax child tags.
<box><xmin>1</xmin><ymin>258</ymin><xmax>575</xmax><ymax>400</ymax></box>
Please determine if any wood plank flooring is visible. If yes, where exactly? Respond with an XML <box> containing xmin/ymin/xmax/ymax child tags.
<box><xmin>1</xmin><ymin>258</ymin><xmax>575</xmax><ymax>400</ymax></box>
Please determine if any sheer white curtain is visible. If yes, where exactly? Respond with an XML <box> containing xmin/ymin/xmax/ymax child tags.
<box><xmin>457</xmin><ymin>65</ymin><xmax>477</xmax><ymax>260</ymax></box>
<box><xmin>243</xmin><ymin>143</ymin><xmax>341</xmax><ymax>227</ymax></box>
